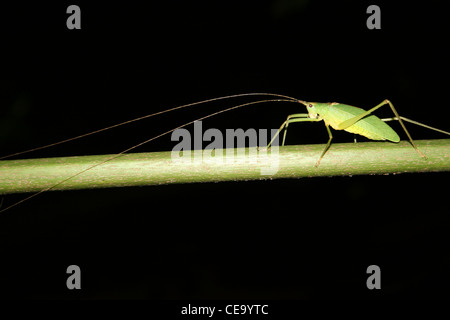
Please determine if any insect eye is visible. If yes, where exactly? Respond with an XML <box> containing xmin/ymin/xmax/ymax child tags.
<box><xmin>308</xmin><ymin>104</ymin><xmax>313</xmax><ymax>108</ymax></box>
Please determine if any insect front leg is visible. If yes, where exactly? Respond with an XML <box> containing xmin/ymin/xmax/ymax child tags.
<box><xmin>267</xmin><ymin>113</ymin><xmax>312</xmax><ymax>148</ymax></box>
<box><xmin>267</xmin><ymin>115</ymin><xmax>335</xmax><ymax>167</ymax></box>
<box><xmin>282</xmin><ymin>113</ymin><xmax>311</xmax><ymax>146</ymax></box>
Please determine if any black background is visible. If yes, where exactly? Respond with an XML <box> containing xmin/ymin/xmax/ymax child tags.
<box><xmin>0</xmin><ymin>0</ymin><xmax>449</xmax><ymax>299</ymax></box>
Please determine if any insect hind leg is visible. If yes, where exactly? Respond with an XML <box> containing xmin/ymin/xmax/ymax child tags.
<box><xmin>382</xmin><ymin>116</ymin><xmax>450</xmax><ymax>136</ymax></box>
<box><xmin>383</xmin><ymin>100</ymin><xmax>426</xmax><ymax>158</ymax></box>
<box><xmin>338</xmin><ymin>99</ymin><xmax>426</xmax><ymax>159</ymax></box>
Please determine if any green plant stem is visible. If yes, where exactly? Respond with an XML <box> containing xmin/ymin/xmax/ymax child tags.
<box><xmin>1</xmin><ymin>139</ymin><xmax>449</xmax><ymax>194</ymax></box>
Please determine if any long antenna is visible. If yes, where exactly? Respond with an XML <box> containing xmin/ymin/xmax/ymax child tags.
<box><xmin>0</xmin><ymin>93</ymin><xmax>297</xmax><ymax>160</ymax></box>
<box><xmin>0</xmin><ymin>98</ymin><xmax>299</xmax><ymax>213</ymax></box>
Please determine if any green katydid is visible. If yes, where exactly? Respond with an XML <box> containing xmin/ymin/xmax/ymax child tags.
<box><xmin>1</xmin><ymin>93</ymin><xmax>450</xmax><ymax>213</ymax></box>
<box><xmin>267</xmin><ymin>99</ymin><xmax>450</xmax><ymax>166</ymax></box>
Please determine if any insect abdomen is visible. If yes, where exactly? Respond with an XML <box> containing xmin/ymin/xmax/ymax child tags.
<box><xmin>342</xmin><ymin>117</ymin><xmax>400</xmax><ymax>142</ymax></box>
<box><xmin>324</xmin><ymin>104</ymin><xmax>400</xmax><ymax>142</ymax></box>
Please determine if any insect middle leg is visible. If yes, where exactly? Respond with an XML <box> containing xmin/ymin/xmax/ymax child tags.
<box><xmin>315</xmin><ymin>123</ymin><xmax>333</xmax><ymax>167</ymax></box>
